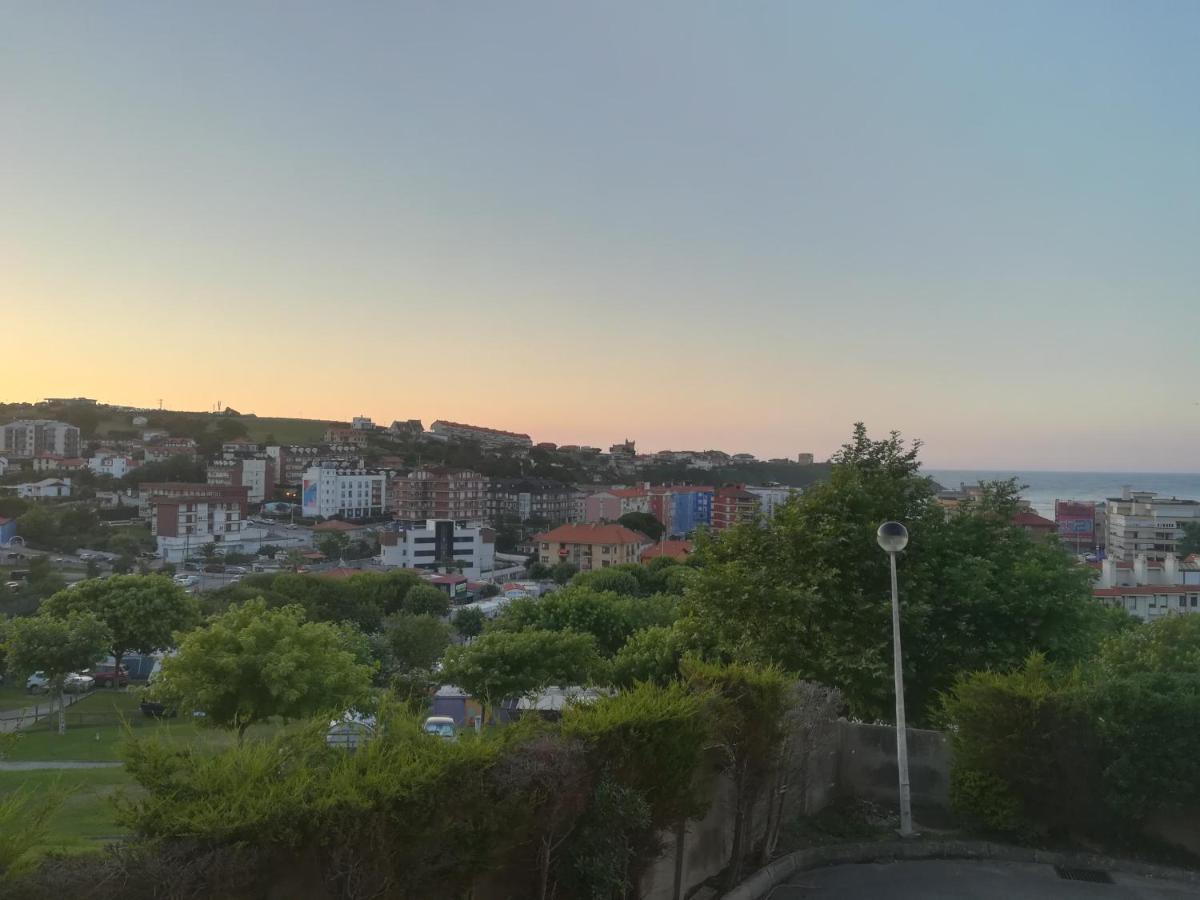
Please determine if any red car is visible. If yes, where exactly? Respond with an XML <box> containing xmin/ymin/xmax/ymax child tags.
<box><xmin>91</xmin><ymin>663</ymin><xmax>129</xmax><ymax>688</ymax></box>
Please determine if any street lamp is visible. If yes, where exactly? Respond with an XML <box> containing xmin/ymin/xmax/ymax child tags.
<box><xmin>876</xmin><ymin>521</ymin><xmax>914</xmax><ymax>837</ymax></box>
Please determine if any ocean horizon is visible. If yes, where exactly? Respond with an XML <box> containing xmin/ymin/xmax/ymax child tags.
<box><xmin>925</xmin><ymin>470</ymin><xmax>1200</xmax><ymax>518</ymax></box>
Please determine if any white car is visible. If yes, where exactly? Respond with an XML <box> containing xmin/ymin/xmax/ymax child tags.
<box><xmin>173</xmin><ymin>575</ymin><xmax>199</xmax><ymax>587</ymax></box>
<box><xmin>26</xmin><ymin>672</ymin><xmax>95</xmax><ymax>694</ymax></box>
<box><xmin>422</xmin><ymin>716</ymin><xmax>458</xmax><ymax>742</ymax></box>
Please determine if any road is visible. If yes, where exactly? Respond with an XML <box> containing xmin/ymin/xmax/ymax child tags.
<box><xmin>776</xmin><ymin>860</ymin><xmax>1200</xmax><ymax>899</ymax></box>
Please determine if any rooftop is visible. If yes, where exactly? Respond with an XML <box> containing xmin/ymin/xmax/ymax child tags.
<box><xmin>535</xmin><ymin>523</ymin><xmax>649</xmax><ymax>545</ymax></box>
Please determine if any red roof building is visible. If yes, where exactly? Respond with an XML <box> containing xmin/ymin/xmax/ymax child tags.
<box><xmin>711</xmin><ymin>486</ymin><xmax>759</xmax><ymax>531</ymax></box>
<box><xmin>534</xmin><ymin>523</ymin><xmax>650</xmax><ymax>571</ymax></box>
<box><xmin>641</xmin><ymin>540</ymin><xmax>695</xmax><ymax>563</ymax></box>
<box><xmin>1012</xmin><ymin>510</ymin><xmax>1057</xmax><ymax>538</ymax></box>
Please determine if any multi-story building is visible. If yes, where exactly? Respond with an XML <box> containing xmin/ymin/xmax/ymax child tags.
<box><xmin>1093</xmin><ymin>553</ymin><xmax>1200</xmax><ymax>622</ymax></box>
<box><xmin>207</xmin><ymin>457</ymin><xmax>274</xmax><ymax>504</ymax></box>
<box><xmin>143</xmin><ymin>437</ymin><xmax>199</xmax><ymax>463</ymax></box>
<box><xmin>430</xmin><ymin>420</ymin><xmax>533</xmax><ymax>449</ymax></box>
<box><xmin>89</xmin><ymin>455</ymin><xmax>137</xmax><ymax>479</ymax></box>
<box><xmin>150</xmin><ymin>493</ymin><xmax>248</xmax><ymax>563</ymax></box>
<box><xmin>745</xmin><ymin>485</ymin><xmax>795</xmax><ymax>521</ymax></box>
<box><xmin>351</xmin><ymin>416</ymin><xmax>376</xmax><ymax>430</ymax></box>
<box><xmin>656</xmin><ymin>486</ymin><xmax>714</xmax><ymax>535</ymax></box>
<box><xmin>389</xmin><ymin>419</ymin><xmax>424</xmax><ymax>437</ymax></box>
<box><xmin>379</xmin><ymin>519</ymin><xmax>496</xmax><ymax>580</ymax></box>
<box><xmin>323</xmin><ymin>427</ymin><xmax>369</xmax><ymax>447</ymax></box>
<box><xmin>534</xmin><ymin>523</ymin><xmax>650</xmax><ymax>571</ymax></box>
<box><xmin>485</xmin><ymin>478</ymin><xmax>578</xmax><ymax>524</ymax></box>
<box><xmin>391</xmin><ymin>467</ymin><xmax>487</xmax><ymax>525</ymax></box>
<box><xmin>0</xmin><ymin>420</ymin><xmax>81</xmax><ymax>459</ymax></box>
<box><xmin>138</xmin><ymin>482</ymin><xmax>249</xmax><ymax>518</ymax></box>
<box><xmin>711</xmin><ymin>486</ymin><xmax>760</xmax><ymax>531</ymax></box>
<box><xmin>302</xmin><ymin>465</ymin><xmax>390</xmax><ymax>519</ymax></box>
<box><xmin>1055</xmin><ymin>501</ymin><xmax>1098</xmax><ymax>553</ymax></box>
<box><xmin>265</xmin><ymin>445</ymin><xmax>359</xmax><ymax>488</ymax></box>
<box><xmin>797</xmin><ymin>453</ymin><xmax>815</xmax><ymax>466</ymax></box>
<box><xmin>1105</xmin><ymin>488</ymin><xmax>1200</xmax><ymax>562</ymax></box>
<box><xmin>583</xmin><ymin>490</ymin><xmax>623</xmax><ymax>523</ymax></box>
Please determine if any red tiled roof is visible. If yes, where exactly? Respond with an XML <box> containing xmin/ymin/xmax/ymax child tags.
<box><xmin>610</xmin><ymin>487</ymin><xmax>645</xmax><ymax>498</ymax></box>
<box><xmin>641</xmin><ymin>540</ymin><xmax>694</xmax><ymax>562</ymax></box>
<box><xmin>1012</xmin><ymin>511</ymin><xmax>1056</xmax><ymax>528</ymax></box>
<box><xmin>1094</xmin><ymin>585</ymin><xmax>1200</xmax><ymax>597</ymax></box>
<box><xmin>535</xmin><ymin>523</ymin><xmax>649</xmax><ymax>545</ymax></box>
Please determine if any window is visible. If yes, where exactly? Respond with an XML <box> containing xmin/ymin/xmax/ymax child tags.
<box><xmin>1181</xmin><ymin>597</ymin><xmax>1187</xmax><ymax>608</ymax></box>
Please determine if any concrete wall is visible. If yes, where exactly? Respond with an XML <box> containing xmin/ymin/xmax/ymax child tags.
<box><xmin>835</xmin><ymin>721</ymin><xmax>953</xmax><ymax>823</ymax></box>
<box><xmin>639</xmin><ymin>721</ymin><xmax>953</xmax><ymax>899</ymax></box>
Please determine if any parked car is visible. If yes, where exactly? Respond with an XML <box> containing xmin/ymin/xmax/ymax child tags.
<box><xmin>91</xmin><ymin>663</ymin><xmax>129</xmax><ymax>688</ymax></box>
<box><xmin>173</xmin><ymin>575</ymin><xmax>199</xmax><ymax>587</ymax></box>
<box><xmin>422</xmin><ymin>716</ymin><xmax>458</xmax><ymax>742</ymax></box>
<box><xmin>4</xmin><ymin>581</ymin><xmax>20</xmax><ymax>593</ymax></box>
<box><xmin>139</xmin><ymin>699</ymin><xmax>177</xmax><ymax>718</ymax></box>
<box><xmin>26</xmin><ymin>672</ymin><xmax>95</xmax><ymax>694</ymax></box>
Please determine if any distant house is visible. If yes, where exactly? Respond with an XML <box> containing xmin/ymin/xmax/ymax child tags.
<box><xmin>31</xmin><ymin>453</ymin><xmax>87</xmax><ymax>474</ymax></box>
<box><xmin>1012</xmin><ymin>510</ymin><xmax>1057</xmax><ymax>539</ymax></box>
<box><xmin>16</xmin><ymin>478</ymin><xmax>72</xmax><ymax>499</ymax></box>
<box><xmin>534</xmin><ymin>523</ymin><xmax>651</xmax><ymax>571</ymax></box>
<box><xmin>641</xmin><ymin>540</ymin><xmax>695</xmax><ymax>563</ymax></box>
<box><xmin>89</xmin><ymin>454</ymin><xmax>138</xmax><ymax>479</ymax></box>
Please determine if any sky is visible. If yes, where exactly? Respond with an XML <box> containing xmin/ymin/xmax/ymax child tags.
<box><xmin>3</xmin><ymin>2</ymin><xmax>1198</xmax><ymax>470</ymax></box>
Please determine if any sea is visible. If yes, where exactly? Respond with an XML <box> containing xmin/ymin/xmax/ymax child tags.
<box><xmin>925</xmin><ymin>470</ymin><xmax>1200</xmax><ymax>518</ymax></box>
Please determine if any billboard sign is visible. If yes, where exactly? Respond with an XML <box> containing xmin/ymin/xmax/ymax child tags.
<box><xmin>1055</xmin><ymin>501</ymin><xmax>1096</xmax><ymax>544</ymax></box>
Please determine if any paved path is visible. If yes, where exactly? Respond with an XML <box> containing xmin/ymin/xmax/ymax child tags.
<box><xmin>777</xmin><ymin>859</ymin><xmax>1200</xmax><ymax>899</ymax></box>
<box><xmin>0</xmin><ymin>690</ymin><xmax>89</xmax><ymax>734</ymax></box>
<box><xmin>0</xmin><ymin>761</ymin><xmax>123</xmax><ymax>770</ymax></box>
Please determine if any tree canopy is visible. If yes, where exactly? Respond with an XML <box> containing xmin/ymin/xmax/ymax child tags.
<box><xmin>152</xmin><ymin>598</ymin><xmax>373</xmax><ymax>740</ymax></box>
<box><xmin>42</xmin><ymin>575</ymin><xmax>199</xmax><ymax>673</ymax></box>
<box><xmin>3</xmin><ymin>612</ymin><xmax>111</xmax><ymax>732</ymax></box>
<box><xmin>682</xmin><ymin>423</ymin><xmax>1109</xmax><ymax>724</ymax></box>
<box><xmin>441</xmin><ymin>629</ymin><xmax>602</xmax><ymax>702</ymax></box>
<box><xmin>618</xmin><ymin>512</ymin><xmax>663</xmax><ymax>542</ymax></box>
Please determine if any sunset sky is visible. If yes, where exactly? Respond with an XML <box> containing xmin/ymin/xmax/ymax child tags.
<box><xmin>3</xmin><ymin>3</ymin><xmax>1198</xmax><ymax>469</ymax></box>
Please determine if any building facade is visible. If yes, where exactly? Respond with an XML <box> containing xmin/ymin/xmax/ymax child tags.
<box><xmin>745</xmin><ymin>485</ymin><xmax>794</xmax><ymax>521</ymax></box>
<box><xmin>302</xmin><ymin>466</ymin><xmax>390</xmax><ymax>519</ymax></box>
<box><xmin>485</xmin><ymin>478</ymin><xmax>578</xmax><ymax>524</ymax></box>
<box><xmin>143</xmin><ymin>437</ymin><xmax>198</xmax><ymax>463</ymax></box>
<box><xmin>711</xmin><ymin>486</ymin><xmax>760</xmax><ymax>531</ymax></box>
<box><xmin>429</xmin><ymin>420</ymin><xmax>533</xmax><ymax>449</ymax></box>
<box><xmin>151</xmin><ymin>493</ymin><xmax>248</xmax><ymax>563</ymax></box>
<box><xmin>0</xmin><ymin>420</ymin><xmax>81</xmax><ymax>459</ymax></box>
<box><xmin>89</xmin><ymin>455</ymin><xmax>137</xmax><ymax>479</ymax></box>
<box><xmin>16</xmin><ymin>478</ymin><xmax>71</xmax><ymax>499</ymax></box>
<box><xmin>323</xmin><ymin>427</ymin><xmax>368</xmax><ymax>447</ymax></box>
<box><xmin>534</xmin><ymin>523</ymin><xmax>650</xmax><ymax>571</ymax></box>
<box><xmin>378</xmin><ymin>520</ymin><xmax>496</xmax><ymax>580</ymax></box>
<box><xmin>1093</xmin><ymin>553</ymin><xmax>1200</xmax><ymax>622</ymax></box>
<box><xmin>1105</xmin><ymin>489</ymin><xmax>1200</xmax><ymax>562</ymax></box>
<box><xmin>207</xmin><ymin>457</ymin><xmax>275</xmax><ymax>504</ymax></box>
<box><xmin>391</xmin><ymin>467</ymin><xmax>487</xmax><ymax>525</ymax></box>
<box><xmin>138</xmin><ymin>482</ymin><xmax>249</xmax><ymax>518</ymax></box>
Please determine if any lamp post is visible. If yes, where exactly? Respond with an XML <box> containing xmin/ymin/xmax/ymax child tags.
<box><xmin>876</xmin><ymin>521</ymin><xmax>914</xmax><ymax>837</ymax></box>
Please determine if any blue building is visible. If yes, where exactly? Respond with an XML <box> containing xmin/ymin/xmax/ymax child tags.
<box><xmin>669</xmin><ymin>488</ymin><xmax>713</xmax><ymax>536</ymax></box>
<box><xmin>0</xmin><ymin>516</ymin><xmax>16</xmax><ymax>545</ymax></box>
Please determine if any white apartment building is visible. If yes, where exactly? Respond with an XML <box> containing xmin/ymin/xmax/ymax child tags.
<box><xmin>378</xmin><ymin>520</ymin><xmax>496</xmax><ymax>580</ymax></box>
<box><xmin>1094</xmin><ymin>553</ymin><xmax>1200</xmax><ymax>622</ymax></box>
<box><xmin>150</xmin><ymin>494</ymin><xmax>246</xmax><ymax>563</ymax></box>
<box><xmin>0</xmin><ymin>420</ymin><xmax>81</xmax><ymax>459</ymax></box>
<box><xmin>1105</xmin><ymin>488</ymin><xmax>1200</xmax><ymax>562</ymax></box>
<box><xmin>745</xmin><ymin>485</ymin><xmax>796</xmax><ymax>520</ymax></box>
<box><xmin>89</xmin><ymin>455</ymin><xmax>137</xmax><ymax>479</ymax></box>
<box><xmin>302</xmin><ymin>465</ymin><xmax>390</xmax><ymax>519</ymax></box>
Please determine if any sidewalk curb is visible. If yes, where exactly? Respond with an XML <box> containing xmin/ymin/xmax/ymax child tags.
<box><xmin>719</xmin><ymin>839</ymin><xmax>1200</xmax><ymax>899</ymax></box>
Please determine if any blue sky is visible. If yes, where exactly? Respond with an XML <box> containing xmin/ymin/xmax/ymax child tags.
<box><xmin>3</xmin><ymin>2</ymin><xmax>1197</xmax><ymax>468</ymax></box>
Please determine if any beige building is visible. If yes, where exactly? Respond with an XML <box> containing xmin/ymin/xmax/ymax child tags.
<box><xmin>1106</xmin><ymin>488</ymin><xmax>1200</xmax><ymax>562</ymax></box>
<box><xmin>534</xmin><ymin>523</ymin><xmax>650</xmax><ymax>571</ymax></box>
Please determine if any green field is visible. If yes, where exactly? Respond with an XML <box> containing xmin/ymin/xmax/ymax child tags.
<box><xmin>237</xmin><ymin>415</ymin><xmax>340</xmax><ymax>445</ymax></box>
<box><xmin>5</xmin><ymin>691</ymin><xmax>281</xmax><ymax>762</ymax></box>
<box><xmin>0</xmin><ymin>682</ymin><xmax>32</xmax><ymax>711</ymax></box>
<box><xmin>0</xmin><ymin>767</ymin><xmax>136</xmax><ymax>856</ymax></box>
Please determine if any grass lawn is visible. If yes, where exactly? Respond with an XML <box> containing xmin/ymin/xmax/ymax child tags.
<box><xmin>0</xmin><ymin>767</ymin><xmax>136</xmax><ymax>856</ymax></box>
<box><xmin>5</xmin><ymin>690</ymin><xmax>281</xmax><ymax>762</ymax></box>
<box><xmin>0</xmin><ymin>681</ymin><xmax>33</xmax><ymax>712</ymax></box>
<box><xmin>238</xmin><ymin>415</ymin><xmax>338</xmax><ymax>444</ymax></box>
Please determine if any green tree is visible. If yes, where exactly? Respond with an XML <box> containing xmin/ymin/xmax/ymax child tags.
<box><xmin>453</xmin><ymin>605</ymin><xmax>486</xmax><ymax>640</ymax></box>
<box><xmin>684</xmin><ymin>424</ymin><xmax>1106</xmax><ymax>724</ymax></box>
<box><xmin>42</xmin><ymin>575</ymin><xmax>199</xmax><ymax>681</ymax></box>
<box><xmin>611</xmin><ymin>624</ymin><xmax>686</xmax><ymax>687</ymax></box>
<box><xmin>528</xmin><ymin>562</ymin><xmax>552</xmax><ymax>580</ymax></box>
<box><xmin>3</xmin><ymin>612</ymin><xmax>111</xmax><ymax>733</ymax></box>
<box><xmin>152</xmin><ymin>598</ymin><xmax>372</xmax><ymax>742</ymax></box>
<box><xmin>198</xmin><ymin>542</ymin><xmax>218</xmax><ymax>562</ymax></box>
<box><xmin>1179</xmin><ymin>521</ymin><xmax>1200</xmax><ymax>558</ymax></box>
<box><xmin>1096</xmin><ymin>614</ymin><xmax>1200</xmax><ymax>677</ymax></box>
<box><xmin>570</xmin><ymin>567</ymin><xmax>641</xmax><ymax>597</ymax></box>
<box><xmin>383</xmin><ymin>613</ymin><xmax>452</xmax><ymax>672</ymax></box>
<box><xmin>550</xmin><ymin>561</ymin><xmax>577</xmax><ymax>585</ymax></box>
<box><xmin>441</xmin><ymin>629</ymin><xmax>602</xmax><ymax>703</ymax></box>
<box><xmin>493</xmin><ymin>587</ymin><xmax>676</xmax><ymax>657</ymax></box>
<box><xmin>618</xmin><ymin>511</ymin><xmax>663</xmax><ymax>541</ymax></box>
<box><xmin>344</xmin><ymin>570</ymin><xmax>423</xmax><ymax>617</ymax></box>
<box><xmin>317</xmin><ymin>531</ymin><xmax>351</xmax><ymax>560</ymax></box>
<box><xmin>403</xmin><ymin>583</ymin><xmax>451</xmax><ymax>617</ymax></box>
